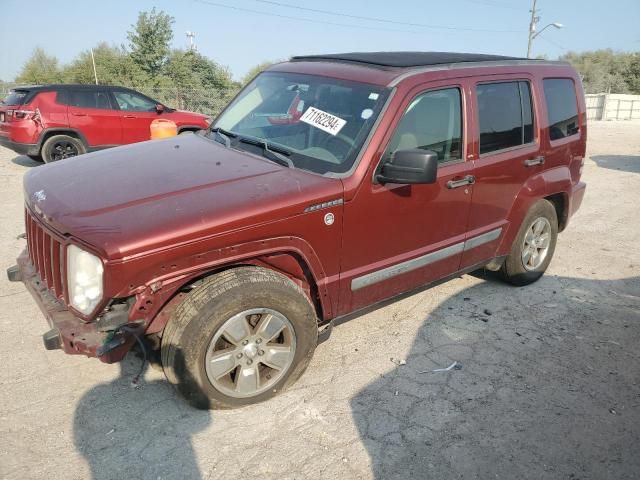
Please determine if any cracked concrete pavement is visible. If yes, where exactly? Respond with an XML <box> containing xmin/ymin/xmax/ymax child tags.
<box><xmin>1</xmin><ymin>121</ymin><xmax>639</xmax><ymax>479</ymax></box>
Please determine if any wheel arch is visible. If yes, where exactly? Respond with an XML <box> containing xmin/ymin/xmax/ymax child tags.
<box><xmin>134</xmin><ymin>242</ymin><xmax>331</xmax><ymax>338</ymax></box>
<box><xmin>177</xmin><ymin>125</ymin><xmax>205</xmax><ymax>134</ymax></box>
<box><xmin>496</xmin><ymin>166</ymin><xmax>572</xmax><ymax>256</ymax></box>
<box><xmin>37</xmin><ymin>128</ymin><xmax>89</xmax><ymax>153</ymax></box>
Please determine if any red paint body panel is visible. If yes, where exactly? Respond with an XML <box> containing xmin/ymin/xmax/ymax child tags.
<box><xmin>12</xmin><ymin>59</ymin><xmax>587</xmax><ymax>363</ymax></box>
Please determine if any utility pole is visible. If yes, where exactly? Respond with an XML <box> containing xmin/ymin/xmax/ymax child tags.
<box><xmin>526</xmin><ymin>0</ymin><xmax>538</xmax><ymax>59</ymax></box>
<box><xmin>186</xmin><ymin>31</ymin><xmax>196</xmax><ymax>52</ymax></box>
<box><xmin>90</xmin><ymin>48</ymin><xmax>99</xmax><ymax>85</ymax></box>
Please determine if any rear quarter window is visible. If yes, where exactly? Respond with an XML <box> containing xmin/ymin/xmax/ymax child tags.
<box><xmin>3</xmin><ymin>90</ymin><xmax>30</xmax><ymax>106</ymax></box>
<box><xmin>543</xmin><ymin>79</ymin><xmax>579</xmax><ymax>140</ymax></box>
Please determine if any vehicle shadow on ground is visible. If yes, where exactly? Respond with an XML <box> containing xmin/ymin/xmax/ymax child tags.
<box><xmin>351</xmin><ymin>272</ymin><xmax>640</xmax><ymax>479</ymax></box>
<box><xmin>591</xmin><ymin>154</ymin><xmax>640</xmax><ymax>174</ymax></box>
<box><xmin>73</xmin><ymin>348</ymin><xmax>210</xmax><ymax>480</ymax></box>
<box><xmin>11</xmin><ymin>155</ymin><xmax>41</xmax><ymax>168</ymax></box>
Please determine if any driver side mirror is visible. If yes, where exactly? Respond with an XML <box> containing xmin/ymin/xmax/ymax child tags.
<box><xmin>155</xmin><ymin>104</ymin><xmax>165</xmax><ymax>114</ymax></box>
<box><xmin>376</xmin><ymin>149</ymin><xmax>438</xmax><ymax>185</ymax></box>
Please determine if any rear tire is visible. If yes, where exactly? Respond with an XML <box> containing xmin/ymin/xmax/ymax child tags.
<box><xmin>42</xmin><ymin>134</ymin><xmax>86</xmax><ymax>163</ymax></box>
<box><xmin>161</xmin><ymin>267</ymin><xmax>318</xmax><ymax>409</ymax></box>
<box><xmin>500</xmin><ymin>199</ymin><xmax>558</xmax><ymax>286</ymax></box>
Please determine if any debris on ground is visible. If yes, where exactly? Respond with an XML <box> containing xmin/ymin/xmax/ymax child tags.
<box><xmin>431</xmin><ymin>361</ymin><xmax>463</xmax><ymax>373</ymax></box>
<box><xmin>484</xmin><ymin>309</ymin><xmax>493</xmax><ymax>316</ymax></box>
<box><xmin>390</xmin><ymin>357</ymin><xmax>407</xmax><ymax>366</ymax></box>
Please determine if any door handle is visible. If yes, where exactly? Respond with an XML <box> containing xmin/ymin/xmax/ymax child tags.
<box><xmin>447</xmin><ymin>175</ymin><xmax>475</xmax><ymax>189</ymax></box>
<box><xmin>123</xmin><ymin>115</ymin><xmax>136</xmax><ymax>119</ymax></box>
<box><xmin>524</xmin><ymin>156</ymin><xmax>545</xmax><ymax>167</ymax></box>
<box><xmin>71</xmin><ymin>112</ymin><xmax>86</xmax><ymax>117</ymax></box>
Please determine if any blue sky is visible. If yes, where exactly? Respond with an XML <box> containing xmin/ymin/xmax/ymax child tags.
<box><xmin>1</xmin><ymin>0</ymin><xmax>638</xmax><ymax>82</ymax></box>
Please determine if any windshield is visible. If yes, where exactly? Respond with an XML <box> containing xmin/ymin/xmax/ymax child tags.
<box><xmin>213</xmin><ymin>72</ymin><xmax>390</xmax><ymax>175</ymax></box>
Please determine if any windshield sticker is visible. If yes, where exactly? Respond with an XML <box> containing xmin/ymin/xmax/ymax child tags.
<box><xmin>361</xmin><ymin>108</ymin><xmax>373</xmax><ymax>120</ymax></box>
<box><xmin>300</xmin><ymin>107</ymin><xmax>346</xmax><ymax>136</ymax></box>
<box><xmin>368</xmin><ymin>92</ymin><xmax>380</xmax><ymax>100</ymax></box>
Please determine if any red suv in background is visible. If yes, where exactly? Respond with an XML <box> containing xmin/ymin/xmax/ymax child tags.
<box><xmin>0</xmin><ymin>84</ymin><xmax>211</xmax><ymax>162</ymax></box>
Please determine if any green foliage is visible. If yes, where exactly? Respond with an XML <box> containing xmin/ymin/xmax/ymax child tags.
<box><xmin>166</xmin><ymin>50</ymin><xmax>233</xmax><ymax>89</ymax></box>
<box><xmin>560</xmin><ymin>49</ymin><xmax>640</xmax><ymax>94</ymax></box>
<box><xmin>11</xmin><ymin>9</ymin><xmax>240</xmax><ymax>115</ymax></box>
<box><xmin>15</xmin><ymin>47</ymin><xmax>62</xmax><ymax>84</ymax></box>
<box><xmin>127</xmin><ymin>8</ymin><xmax>175</xmax><ymax>80</ymax></box>
<box><xmin>62</xmin><ymin>43</ymin><xmax>149</xmax><ymax>86</ymax></box>
<box><xmin>241</xmin><ymin>62</ymin><xmax>275</xmax><ymax>86</ymax></box>
<box><xmin>625</xmin><ymin>54</ymin><xmax>640</xmax><ymax>94</ymax></box>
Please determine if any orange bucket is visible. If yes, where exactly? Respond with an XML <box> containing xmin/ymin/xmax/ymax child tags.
<box><xmin>150</xmin><ymin>119</ymin><xmax>178</xmax><ymax>139</ymax></box>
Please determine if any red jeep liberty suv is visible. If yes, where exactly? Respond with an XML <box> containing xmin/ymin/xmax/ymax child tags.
<box><xmin>0</xmin><ymin>84</ymin><xmax>210</xmax><ymax>162</ymax></box>
<box><xmin>8</xmin><ymin>52</ymin><xmax>587</xmax><ymax>409</ymax></box>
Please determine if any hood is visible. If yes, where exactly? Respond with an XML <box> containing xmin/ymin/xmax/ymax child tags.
<box><xmin>24</xmin><ymin>134</ymin><xmax>343</xmax><ymax>259</ymax></box>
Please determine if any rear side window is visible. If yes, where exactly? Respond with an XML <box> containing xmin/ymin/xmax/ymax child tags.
<box><xmin>3</xmin><ymin>90</ymin><xmax>30</xmax><ymax>106</ymax></box>
<box><xmin>384</xmin><ymin>87</ymin><xmax>463</xmax><ymax>163</ymax></box>
<box><xmin>543</xmin><ymin>79</ymin><xmax>579</xmax><ymax>140</ymax></box>
<box><xmin>69</xmin><ymin>90</ymin><xmax>112</xmax><ymax>110</ymax></box>
<box><xmin>477</xmin><ymin>81</ymin><xmax>535</xmax><ymax>155</ymax></box>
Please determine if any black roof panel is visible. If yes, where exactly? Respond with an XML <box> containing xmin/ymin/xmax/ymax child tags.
<box><xmin>291</xmin><ymin>51</ymin><xmax>526</xmax><ymax>68</ymax></box>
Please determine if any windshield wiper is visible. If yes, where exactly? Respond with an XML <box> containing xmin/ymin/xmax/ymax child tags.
<box><xmin>209</xmin><ymin>127</ymin><xmax>236</xmax><ymax>148</ymax></box>
<box><xmin>237</xmin><ymin>137</ymin><xmax>294</xmax><ymax>168</ymax></box>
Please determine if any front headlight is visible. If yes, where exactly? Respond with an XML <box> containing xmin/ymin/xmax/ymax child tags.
<box><xmin>66</xmin><ymin>244</ymin><xmax>104</xmax><ymax>315</ymax></box>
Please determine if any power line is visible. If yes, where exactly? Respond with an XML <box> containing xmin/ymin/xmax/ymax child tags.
<box><xmin>192</xmin><ymin>0</ymin><xmax>520</xmax><ymax>34</ymax></box>
<box><xmin>459</xmin><ymin>0</ymin><xmax>521</xmax><ymax>11</ymax></box>
<box><xmin>253</xmin><ymin>0</ymin><xmax>521</xmax><ymax>33</ymax></box>
<box><xmin>538</xmin><ymin>35</ymin><xmax>569</xmax><ymax>52</ymax></box>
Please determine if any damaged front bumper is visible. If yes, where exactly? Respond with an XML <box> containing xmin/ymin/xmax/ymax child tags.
<box><xmin>7</xmin><ymin>249</ymin><xmax>141</xmax><ymax>363</ymax></box>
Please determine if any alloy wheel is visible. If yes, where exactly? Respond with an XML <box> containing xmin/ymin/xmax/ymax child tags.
<box><xmin>204</xmin><ymin>308</ymin><xmax>296</xmax><ymax>398</ymax></box>
<box><xmin>521</xmin><ymin>217</ymin><xmax>552</xmax><ymax>271</ymax></box>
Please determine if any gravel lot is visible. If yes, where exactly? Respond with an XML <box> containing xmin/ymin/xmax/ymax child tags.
<box><xmin>1</xmin><ymin>121</ymin><xmax>639</xmax><ymax>480</ymax></box>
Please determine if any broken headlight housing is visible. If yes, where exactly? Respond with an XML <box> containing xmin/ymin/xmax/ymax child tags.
<box><xmin>66</xmin><ymin>244</ymin><xmax>104</xmax><ymax>315</ymax></box>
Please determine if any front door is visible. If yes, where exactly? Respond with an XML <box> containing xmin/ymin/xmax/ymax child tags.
<box><xmin>67</xmin><ymin>89</ymin><xmax>122</xmax><ymax>147</ymax></box>
<box><xmin>112</xmin><ymin>90</ymin><xmax>161</xmax><ymax>144</ymax></box>
<box><xmin>339</xmin><ymin>83</ymin><xmax>474</xmax><ymax>314</ymax></box>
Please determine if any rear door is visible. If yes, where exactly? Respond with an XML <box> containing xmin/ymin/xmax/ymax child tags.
<box><xmin>459</xmin><ymin>76</ymin><xmax>542</xmax><ymax>270</ymax></box>
<box><xmin>112</xmin><ymin>90</ymin><xmax>160</xmax><ymax>144</ymax></box>
<box><xmin>67</xmin><ymin>89</ymin><xmax>122</xmax><ymax>147</ymax></box>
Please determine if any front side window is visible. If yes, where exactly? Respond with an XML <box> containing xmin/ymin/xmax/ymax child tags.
<box><xmin>113</xmin><ymin>91</ymin><xmax>157</xmax><ymax>112</ymax></box>
<box><xmin>383</xmin><ymin>87</ymin><xmax>463</xmax><ymax>164</ymax></box>
<box><xmin>214</xmin><ymin>72</ymin><xmax>390</xmax><ymax>175</ymax></box>
<box><xmin>477</xmin><ymin>81</ymin><xmax>535</xmax><ymax>154</ymax></box>
<box><xmin>543</xmin><ymin>79</ymin><xmax>579</xmax><ymax>140</ymax></box>
<box><xmin>70</xmin><ymin>90</ymin><xmax>112</xmax><ymax>110</ymax></box>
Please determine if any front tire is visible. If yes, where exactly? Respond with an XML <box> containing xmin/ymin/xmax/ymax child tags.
<box><xmin>42</xmin><ymin>134</ymin><xmax>86</xmax><ymax>163</ymax></box>
<box><xmin>161</xmin><ymin>267</ymin><xmax>318</xmax><ymax>409</ymax></box>
<box><xmin>500</xmin><ymin>199</ymin><xmax>558</xmax><ymax>286</ymax></box>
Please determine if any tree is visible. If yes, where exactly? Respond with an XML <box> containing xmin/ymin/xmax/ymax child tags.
<box><xmin>241</xmin><ymin>61</ymin><xmax>275</xmax><ymax>86</ymax></box>
<box><xmin>157</xmin><ymin>49</ymin><xmax>236</xmax><ymax>113</ymax></box>
<box><xmin>166</xmin><ymin>50</ymin><xmax>233</xmax><ymax>89</ymax></box>
<box><xmin>127</xmin><ymin>8</ymin><xmax>174</xmax><ymax>81</ymax></box>
<box><xmin>625</xmin><ymin>54</ymin><xmax>640</xmax><ymax>94</ymax></box>
<box><xmin>62</xmin><ymin>43</ymin><xmax>148</xmax><ymax>86</ymax></box>
<box><xmin>560</xmin><ymin>49</ymin><xmax>639</xmax><ymax>94</ymax></box>
<box><xmin>16</xmin><ymin>47</ymin><xmax>62</xmax><ymax>84</ymax></box>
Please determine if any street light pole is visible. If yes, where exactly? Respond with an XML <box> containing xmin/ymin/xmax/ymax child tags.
<box><xmin>526</xmin><ymin>0</ymin><xmax>563</xmax><ymax>58</ymax></box>
<box><xmin>527</xmin><ymin>0</ymin><xmax>538</xmax><ymax>58</ymax></box>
